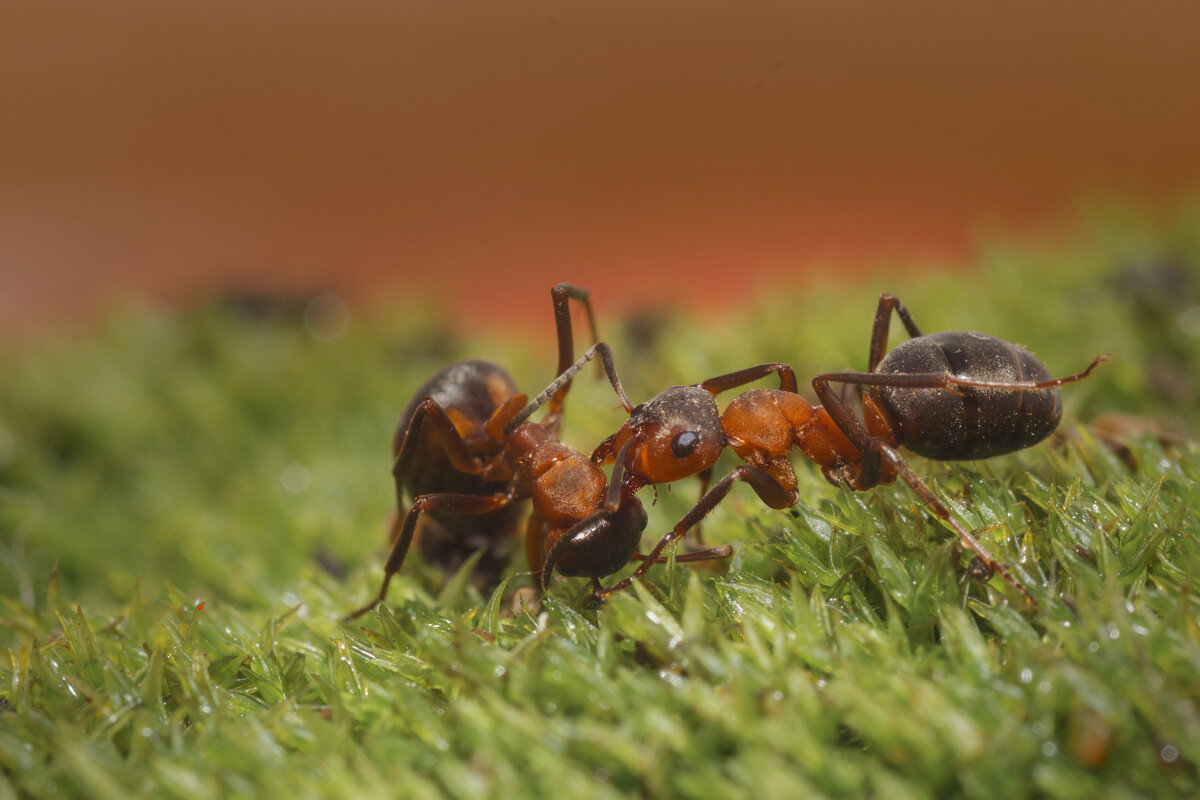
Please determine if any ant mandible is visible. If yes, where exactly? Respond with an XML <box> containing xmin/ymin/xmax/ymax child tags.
<box><xmin>573</xmin><ymin>293</ymin><xmax>1106</xmax><ymax>609</ymax></box>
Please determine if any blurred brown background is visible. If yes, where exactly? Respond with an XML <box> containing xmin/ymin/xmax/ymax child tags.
<box><xmin>3</xmin><ymin>1</ymin><xmax>1198</xmax><ymax>334</ymax></box>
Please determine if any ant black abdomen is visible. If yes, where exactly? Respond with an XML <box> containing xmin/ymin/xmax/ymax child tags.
<box><xmin>870</xmin><ymin>330</ymin><xmax>1064</xmax><ymax>460</ymax></box>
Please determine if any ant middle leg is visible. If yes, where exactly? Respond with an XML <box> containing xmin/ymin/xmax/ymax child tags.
<box><xmin>392</xmin><ymin>398</ymin><xmax>496</xmax><ymax>491</ymax></box>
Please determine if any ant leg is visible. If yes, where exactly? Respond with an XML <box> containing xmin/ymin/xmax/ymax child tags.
<box><xmin>870</xmin><ymin>440</ymin><xmax>1036</xmax><ymax>610</ymax></box>
<box><xmin>812</xmin><ymin>373</ymin><xmax>1037</xmax><ymax>609</ymax></box>
<box><xmin>501</xmin><ymin>342</ymin><xmax>633</xmax><ymax>436</ymax></box>
<box><xmin>628</xmin><ymin>544</ymin><xmax>734</xmax><ymax>564</ymax></box>
<box><xmin>690</xmin><ymin>466</ymin><xmax>713</xmax><ymax>545</ymax></box>
<box><xmin>812</xmin><ymin>374</ymin><xmax>885</xmax><ymax>489</ymax></box>
<box><xmin>697</xmin><ymin>363</ymin><xmax>798</xmax><ymax>395</ymax></box>
<box><xmin>869</xmin><ymin>293</ymin><xmax>925</xmax><ymax>370</ymax></box>
<box><xmin>588</xmin><ymin>465</ymin><xmax>792</xmax><ymax>604</ymax></box>
<box><xmin>393</xmin><ymin>398</ymin><xmax>488</xmax><ymax>488</ymax></box>
<box><xmin>345</xmin><ymin>491</ymin><xmax>514</xmax><ymax>620</ymax></box>
<box><xmin>547</xmin><ymin>283</ymin><xmax>600</xmax><ymax>418</ymax></box>
<box><xmin>591</xmin><ymin>432</ymin><xmax>620</xmax><ymax>464</ymax></box>
<box><xmin>818</xmin><ymin>354</ymin><xmax>1108</xmax><ymax>402</ymax></box>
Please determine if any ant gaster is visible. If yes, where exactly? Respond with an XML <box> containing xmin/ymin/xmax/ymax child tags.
<box><xmin>570</xmin><ymin>294</ymin><xmax>1105</xmax><ymax>608</ymax></box>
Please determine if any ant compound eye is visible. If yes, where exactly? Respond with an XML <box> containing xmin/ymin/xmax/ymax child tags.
<box><xmin>671</xmin><ymin>431</ymin><xmax>701</xmax><ymax>459</ymax></box>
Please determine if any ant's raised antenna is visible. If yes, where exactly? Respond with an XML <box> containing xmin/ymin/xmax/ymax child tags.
<box><xmin>503</xmin><ymin>342</ymin><xmax>633</xmax><ymax>436</ymax></box>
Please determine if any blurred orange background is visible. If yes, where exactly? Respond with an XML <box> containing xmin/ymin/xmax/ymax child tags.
<box><xmin>3</xmin><ymin>1</ymin><xmax>1199</xmax><ymax>334</ymax></box>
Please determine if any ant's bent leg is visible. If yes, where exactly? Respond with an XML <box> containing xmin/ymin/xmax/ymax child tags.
<box><xmin>393</xmin><ymin>398</ymin><xmax>485</xmax><ymax>488</ymax></box>
<box><xmin>548</xmin><ymin>283</ymin><xmax>600</xmax><ymax>416</ymax></box>
<box><xmin>344</xmin><ymin>492</ymin><xmax>513</xmax><ymax>621</ymax></box>
<box><xmin>871</xmin><ymin>441</ymin><xmax>1037</xmax><ymax>610</ymax></box>
<box><xmin>587</xmin><ymin>465</ymin><xmax>791</xmax><ymax>605</ymax></box>
<box><xmin>697</xmin><ymin>363</ymin><xmax>799</xmax><ymax>395</ymax></box>
<box><xmin>812</xmin><ymin>373</ymin><xmax>886</xmax><ymax>489</ymax></box>
<box><xmin>869</xmin><ymin>294</ymin><xmax>925</xmax><ymax>371</ymax></box>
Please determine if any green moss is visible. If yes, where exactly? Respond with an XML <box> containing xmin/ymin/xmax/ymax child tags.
<box><xmin>2</xmin><ymin>205</ymin><xmax>1200</xmax><ymax>798</ymax></box>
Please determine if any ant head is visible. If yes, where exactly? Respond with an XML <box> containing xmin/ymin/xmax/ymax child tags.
<box><xmin>613</xmin><ymin>386</ymin><xmax>724</xmax><ymax>483</ymax></box>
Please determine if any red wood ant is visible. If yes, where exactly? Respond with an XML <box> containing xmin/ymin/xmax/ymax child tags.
<box><xmin>344</xmin><ymin>283</ymin><xmax>604</xmax><ymax>620</ymax></box>
<box><xmin>565</xmin><ymin>293</ymin><xmax>1105</xmax><ymax>609</ymax></box>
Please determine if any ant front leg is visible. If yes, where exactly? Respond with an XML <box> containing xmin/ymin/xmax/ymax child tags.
<box><xmin>587</xmin><ymin>464</ymin><xmax>792</xmax><ymax>605</ymax></box>
<box><xmin>811</xmin><ymin>373</ymin><xmax>888</xmax><ymax>490</ymax></box>
<box><xmin>868</xmin><ymin>293</ymin><xmax>925</xmax><ymax>370</ymax></box>
<box><xmin>345</xmin><ymin>491</ymin><xmax>516</xmax><ymax>621</ymax></box>
<box><xmin>689</xmin><ymin>466</ymin><xmax>713</xmax><ymax>545</ymax></box>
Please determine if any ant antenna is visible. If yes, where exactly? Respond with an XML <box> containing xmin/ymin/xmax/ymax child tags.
<box><xmin>503</xmin><ymin>342</ymin><xmax>633</xmax><ymax>436</ymax></box>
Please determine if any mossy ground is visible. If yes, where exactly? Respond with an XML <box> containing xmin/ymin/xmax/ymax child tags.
<box><xmin>2</xmin><ymin>206</ymin><xmax>1200</xmax><ymax>799</ymax></box>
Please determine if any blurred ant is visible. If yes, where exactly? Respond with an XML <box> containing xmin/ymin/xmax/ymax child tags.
<box><xmin>344</xmin><ymin>283</ymin><xmax>601</xmax><ymax>620</ymax></box>
<box><xmin>345</xmin><ymin>285</ymin><xmax>729</xmax><ymax>620</ymax></box>
<box><xmin>567</xmin><ymin>293</ymin><xmax>1105</xmax><ymax>608</ymax></box>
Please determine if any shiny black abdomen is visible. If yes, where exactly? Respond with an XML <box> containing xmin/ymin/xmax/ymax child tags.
<box><xmin>868</xmin><ymin>331</ymin><xmax>1062</xmax><ymax>460</ymax></box>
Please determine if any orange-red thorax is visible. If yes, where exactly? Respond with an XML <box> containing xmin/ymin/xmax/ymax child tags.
<box><xmin>720</xmin><ymin>388</ymin><xmax>899</xmax><ymax>490</ymax></box>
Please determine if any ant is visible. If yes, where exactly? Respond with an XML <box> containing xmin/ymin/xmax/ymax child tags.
<box><xmin>344</xmin><ymin>283</ymin><xmax>601</xmax><ymax>620</ymax></box>
<box><xmin>559</xmin><ymin>293</ymin><xmax>1105</xmax><ymax>609</ymax></box>
<box><xmin>345</xmin><ymin>285</ymin><xmax>729</xmax><ymax>620</ymax></box>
